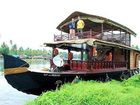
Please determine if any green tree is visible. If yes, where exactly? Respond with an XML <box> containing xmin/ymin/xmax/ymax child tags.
<box><xmin>132</xmin><ymin>45</ymin><xmax>135</xmax><ymax>48</ymax></box>
<box><xmin>132</xmin><ymin>45</ymin><xmax>140</xmax><ymax>50</ymax></box>
<box><xmin>135</xmin><ymin>45</ymin><xmax>139</xmax><ymax>50</ymax></box>
<box><xmin>25</xmin><ymin>48</ymin><xmax>32</xmax><ymax>57</ymax></box>
<box><xmin>10</xmin><ymin>44</ymin><xmax>18</xmax><ymax>55</ymax></box>
<box><xmin>0</xmin><ymin>40</ymin><xmax>55</xmax><ymax>58</ymax></box>
<box><xmin>17</xmin><ymin>47</ymin><xmax>24</xmax><ymax>55</ymax></box>
<box><xmin>0</xmin><ymin>42</ymin><xmax>10</xmax><ymax>54</ymax></box>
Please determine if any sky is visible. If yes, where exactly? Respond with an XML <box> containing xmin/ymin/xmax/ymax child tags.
<box><xmin>0</xmin><ymin>0</ymin><xmax>139</xmax><ymax>49</ymax></box>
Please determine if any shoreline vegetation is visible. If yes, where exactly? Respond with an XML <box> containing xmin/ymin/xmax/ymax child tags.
<box><xmin>26</xmin><ymin>74</ymin><xmax>140</xmax><ymax>105</ymax></box>
<box><xmin>0</xmin><ymin>41</ymin><xmax>50</xmax><ymax>59</ymax></box>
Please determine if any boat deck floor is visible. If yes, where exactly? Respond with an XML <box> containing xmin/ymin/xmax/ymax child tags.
<box><xmin>28</xmin><ymin>67</ymin><xmax>127</xmax><ymax>75</ymax></box>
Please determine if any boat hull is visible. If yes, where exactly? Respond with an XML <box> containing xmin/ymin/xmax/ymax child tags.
<box><xmin>4</xmin><ymin>69</ymin><xmax>124</xmax><ymax>95</ymax></box>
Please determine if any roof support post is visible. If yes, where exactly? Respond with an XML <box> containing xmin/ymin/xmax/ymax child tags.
<box><xmin>81</xmin><ymin>43</ymin><xmax>84</xmax><ymax>61</ymax></box>
<box><xmin>120</xmin><ymin>28</ymin><xmax>121</xmax><ymax>41</ymax></box>
<box><xmin>120</xmin><ymin>29</ymin><xmax>123</xmax><ymax>44</ymax></box>
<box><xmin>112</xmin><ymin>47</ymin><xmax>115</xmax><ymax>69</ymax></box>
<box><xmin>129</xmin><ymin>33</ymin><xmax>131</xmax><ymax>46</ymax></box>
<box><xmin>125</xmin><ymin>32</ymin><xmax>127</xmax><ymax>45</ymax></box>
<box><xmin>68</xmin><ymin>47</ymin><xmax>71</xmax><ymax>65</ymax></box>
<box><xmin>101</xmin><ymin>23</ymin><xmax>104</xmax><ymax>39</ymax></box>
<box><xmin>111</xmin><ymin>25</ymin><xmax>114</xmax><ymax>42</ymax></box>
<box><xmin>61</xmin><ymin>31</ymin><xmax>63</xmax><ymax>40</ymax></box>
<box><xmin>90</xmin><ymin>29</ymin><xmax>92</xmax><ymax>38</ymax></box>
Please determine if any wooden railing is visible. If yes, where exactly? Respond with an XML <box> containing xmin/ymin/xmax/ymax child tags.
<box><xmin>70</xmin><ymin>60</ymin><xmax>89</xmax><ymax>71</ymax></box>
<box><xmin>69</xmin><ymin>60</ymin><xmax>127</xmax><ymax>71</ymax></box>
<box><xmin>54</xmin><ymin>31</ymin><xmax>130</xmax><ymax>46</ymax></box>
<box><xmin>54</xmin><ymin>31</ymin><xmax>100</xmax><ymax>41</ymax></box>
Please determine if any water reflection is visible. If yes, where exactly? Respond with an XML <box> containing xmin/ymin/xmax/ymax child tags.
<box><xmin>25</xmin><ymin>58</ymin><xmax>50</xmax><ymax>70</ymax></box>
<box><xmin>0</xmin><ymin>57</ymin><xmax>50</xmax><ymax>72</ymax></box>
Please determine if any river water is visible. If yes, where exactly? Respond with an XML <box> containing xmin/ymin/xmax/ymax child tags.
<box><xmin>0</xmin><ymin>75</ymin><xmax>37</xmax><ymax>105</ymax></box>
<box><xmin>0</xmin><ymin>57</ymin><xmax>49</xmax><ymax>105</ymax></box>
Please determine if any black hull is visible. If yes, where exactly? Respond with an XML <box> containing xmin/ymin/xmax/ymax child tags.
<box><xmin>5</xmin><ymin>70</ymin><xmax>123</xmax><ymax>95</ymax></box>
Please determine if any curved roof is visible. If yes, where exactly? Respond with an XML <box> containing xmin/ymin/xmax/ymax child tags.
<box><xmin>57</xmin><ymin>11</ymin><xmax>136</xmax><ymax>36</ymax></box>
<box><xmin>44</xmin><ymin>38</ymin><xmax>139</xmax><ymax>52</ymax></box>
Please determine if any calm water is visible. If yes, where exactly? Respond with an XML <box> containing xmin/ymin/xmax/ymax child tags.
<box><xmin>0</xmin><ymin>57</ymin><xmax>49</xmax><ymax>105</ymax></box>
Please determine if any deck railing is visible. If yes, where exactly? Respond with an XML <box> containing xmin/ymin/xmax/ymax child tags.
<box><xmin>69</xmin><ymin>60</ymin><xmax>127</xmax><ymax>71</ymax></box>
<box><xmin>54</xmin><ymin>31</ymin><xmax>130</xmax><ymax>46</ymax></box>
<box><xmin>54</xmin><ymin>31</ymin><xmax>100</xmax><ymax>41</ymax></box>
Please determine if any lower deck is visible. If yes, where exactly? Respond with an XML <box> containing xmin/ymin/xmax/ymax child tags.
<box><xmin>39</xmin><ymin>59</ymin><xmax>128</xmax><ymax>74</ymax></box>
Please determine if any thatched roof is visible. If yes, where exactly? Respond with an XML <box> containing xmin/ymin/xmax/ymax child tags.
<box><xmin>57</xmin><ymin>11</ymin><xmax>136</xmax><ymax>36</ymax></box>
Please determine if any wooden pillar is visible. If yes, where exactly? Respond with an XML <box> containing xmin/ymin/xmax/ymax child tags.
<box><xmin>68</xmin><ymin>48</ymin><xmax>70</xmax><ymax>65</ymax></box>
<box><xmin>81</xmin><ymin>43</ymin><xmax>84</xmax><ymax>61</ymax></box>
<box><xmin>120</xmin><ymin>29</ymin><xmax>122</xmax><ymax>42</ymax></box>
<box><xmin>90</xmin><ymin>29</ymin><xmax>92</xmax><ymax>38</ymax></box>
<box><xmin>52</xmin><ymin>47</ymin><xmax>55</xmax><ymax>57</ymax></box>
<box><xmin>125</xmin><ymin>32</ymin><xmax>127</xmax><ymax>45</ymax></box>
<box><xmin>87</xmin><ymin>45</ymin><xmax>92</xmax><ymax>70</ymax></box>
<box><xmin>111</xmin><ymin>26</ymin><xmax>113</xmax><ymax>41</ymax></box>
<box><xmin>112</xmin><ymin>47</ymin><xmax>115</xmax><ymax>69</ymax></box>
<box><xmin>129</xmin><ymin>33</ymin><xmax>131</xmax><ymax>46</ymax></box>
<box><xmin>128</xmin><ymin>50</ymin><xmax>130</xmax><ymax>69</ymax></box>
<box><xmin>52</xmin><ymin>46</ymin><xmax>58</xmax><ymax>57</ymax></box>
<box><xmin>101</xmin><ymin>23</ymin><xmax>104</xmax><ymax>39</ymax></box>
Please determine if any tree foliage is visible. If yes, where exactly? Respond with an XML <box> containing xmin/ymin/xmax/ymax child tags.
<box><xmin>0</xmin><ymin>42</ymin><xmax>9</xmax><ymax>54</ymax></box>
<box><xmin>132</xmin><ymin>44</ymin><xmax>140</xmax><ymax>50</ymax></box>
<box><xmin>0</xmin><ymin>41</ymin><xmax>50</xmax><ymax>57</ymax></box>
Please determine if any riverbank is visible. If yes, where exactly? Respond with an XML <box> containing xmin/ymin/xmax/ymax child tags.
<box><xmin>0</xmin><ymin>75</ymin><xmax>37</xmax><ymax>105</ymax></box>
<box><xmin>26</xmin><ymin>74</ymin><xmax>140</xmax><ymax>105</ymax></box>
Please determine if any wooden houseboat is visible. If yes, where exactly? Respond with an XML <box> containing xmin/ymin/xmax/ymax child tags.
<box><xmin>2</xmin><ymin>11</ymin><xmax>140</xmax><ymax>95</ymax></box>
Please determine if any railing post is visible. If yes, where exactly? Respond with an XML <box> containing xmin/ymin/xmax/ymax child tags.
<box><xmin>100</xmin><ymin>61</ymin><xmax>102</xmax><ymax>69</ymax></box>
<box><xmin>71</xmin><ymin>60</ymin><xmax>73</xmax><ymax>70</ymax></box>
<box><xmin>113</xmin><ymin>61</ymin><xmax>115</xmax><ymax>69</ymax></box>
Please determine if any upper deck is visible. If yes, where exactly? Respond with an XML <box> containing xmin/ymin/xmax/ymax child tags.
<box><xmin>54</xmin><ymin>11</ymin><xmax>136</xmax><ymax>47</ymax></box>
<box><xmin>54</xmin><ymin>30</ymin><xmax>130</xmax><ymax>46</ymax></box>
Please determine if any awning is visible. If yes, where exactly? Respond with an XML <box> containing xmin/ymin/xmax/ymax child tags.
<box><xmin>44</xmin><ymin>38</ymin><xmax>139</xmax><ymax>51</ymax></box>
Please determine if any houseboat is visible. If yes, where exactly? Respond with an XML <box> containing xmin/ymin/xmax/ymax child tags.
<box><xmin>2</xmin><ymin>11</ymin><xmax>140</xmax><ymax>95</ymax></box>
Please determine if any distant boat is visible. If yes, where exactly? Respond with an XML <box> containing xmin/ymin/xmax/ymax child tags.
<box><xmin>2</xmin><ymin>11</ymin><xmax>140</xmax><ymax>95</ymax></box>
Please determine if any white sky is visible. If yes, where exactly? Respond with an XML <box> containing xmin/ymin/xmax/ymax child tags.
<box><xmin>0</xmin><ymin>0</ymin><xmax>139</xmax><ymax>49</ymax></box>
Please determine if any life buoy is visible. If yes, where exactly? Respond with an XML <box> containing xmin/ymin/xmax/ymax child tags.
<box><xmin>53</xmin><ymin>48</ymin><xmax>59</xmax><ymax>56</ymax></box>
<box><xmin>93</xmin><ymin>47</ymin><xmax>97</xmax><ymax>56</ymax></box>
<box><xmin>68</xmin><ymin>52</ymin><xmax>73</xmax><ymax>60</ymax></box>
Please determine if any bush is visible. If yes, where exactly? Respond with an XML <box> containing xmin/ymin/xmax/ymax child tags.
<box><xmin>26</xmin><ymin>75</ymin><xmax>140</xmax><ymax>105</ymax></box>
